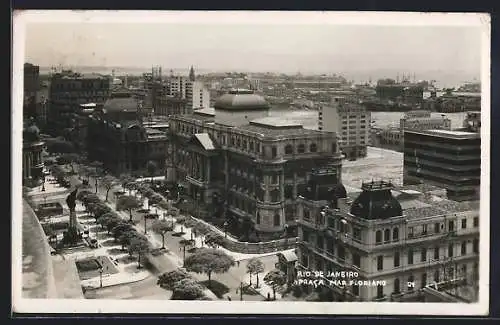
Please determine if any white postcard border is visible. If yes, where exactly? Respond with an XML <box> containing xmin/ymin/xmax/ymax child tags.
<box><xmin>12</xmin><ymin>10</ymin><xmax>491</xmax><ymax>316</ymax></box>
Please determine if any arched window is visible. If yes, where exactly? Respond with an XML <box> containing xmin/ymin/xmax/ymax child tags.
<box><xmin>375</xmin><ymin>230</ymin><xmax>382</xmax><ymax>244</ymax></box>
<box><xmin>384</xmin><ymin>229</ymin><xmax>390</xmax><ymax>242</ymax></box>
<box><xmin>273</xmin><ymin>213</ymin><xmax>280</xmax><ymax>226</ymax></box>
<box><xmin>256</xmin><ymin>213</ymin><xmax>261</xmax><ymax>224</ymax></box>
<box><xmin>309</xmin><ymin>143</ymin><xmax>317</xmax><ymax>152</ymax></box>
<box><xmin>394</xmin><ymin>278</ymin><xmax>400</xmax><ymax>293</ymax></box>
<box><xmin>393</xmin><ymin>227</ymin><xmax>399</xmax><ymax>241</ymax></box>
<box><xmin>285</xmin><ymin>144</ymin><xmax>294</xmax><ymax>155</ymax></box>
<box><xmin>298</xmin><ymin>144</ymin><xmax>305</xmax><ymax>153</ymax></box>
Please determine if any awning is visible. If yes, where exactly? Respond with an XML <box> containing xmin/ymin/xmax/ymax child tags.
<box><xmin>278</xmin><ymin>250</ymin><xmax>298</xmax><ymax>262</ymax></box>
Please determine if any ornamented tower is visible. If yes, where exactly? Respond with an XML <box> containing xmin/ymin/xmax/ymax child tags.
<box><xmin>189</xmin><ymin>66</ymin><xmax>196</xmax><ymax>82</ymax></box>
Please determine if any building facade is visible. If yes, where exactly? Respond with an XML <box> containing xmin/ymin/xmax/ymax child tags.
<box><xmin>23</xmin><ymin>120</ymin><xmax>45</xmax><ymax>185</ymax></box>
<box><xmin>318</xmin><ymin>97</ymin><xmax>371</xmax><ymax>160</ymax></box>
<box><xmin>403</xmin><ymin>129</ymin><xmax>481</xmax><ymax>202</ymax></box>
<box><xmin>86</xmin><ymin>92</ymin><xmax>168</xmax><ymax>175</ymax></box>
<box><xmin>23</xmin><ymin>63</ymin><xmax>40</xmax><ymax>119</ymax></box>
<box><xmin>48</xmin><ymin>71</ymin><xmax>110</xmax><ymax>135</ymax></box>
<box><xmin>186</xmin><ymin>80</ymin><xmax>210</xmax><ymax>111</ymax></box>
<box><xmin>167</xmin><ymin>90</ymin><xmax>343</xmax><ymax>237</ymax></box>
<box><xmin>296</xmin><ymin>180</ymin><xmax>480</xmax><ymax>302</ymax></box>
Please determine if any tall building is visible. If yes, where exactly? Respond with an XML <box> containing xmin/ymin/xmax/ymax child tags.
<box><xmin>48</xmin><ymin>71</ymin><xmax>110</xmax><ymax>135</ymax></box>
<box><xmin>403</xmin><ymin>129</ymin><xmax>481</xmax><ymax>202</ymax></box>
<box><xmin>23</xmin><ymin>63</ymin><xmax>40</xmax><ymax>119</ymax></box>
<box><xmin>296</xmin><ymin>180</ymin><xmax>480</xmax><ymax>302</ymax></box>
<box><xmin>168</xmin><ymin>89</ymin><xmax>343</xmax><ymax>238</ymax></box>
<box><xmin>186</xmin><ymin>80</ymin><xmax>210</xmax><ymax>111</ymax></box>
<box><xmin>318</xmin><ymin>97</ymin><xmax>371</xmax><ymax>160</ymax></box>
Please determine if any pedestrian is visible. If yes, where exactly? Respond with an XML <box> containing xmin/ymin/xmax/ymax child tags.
<box><xmin>267</xmin><ymin>293</ymin><xmax>271</xmax><ymax>301</ymax></box>
<box><xmin>227</xmin><ymin>296</ymin><xmax>232</xmax><ymax>301</ymax></box>
<box><xmin>237</xmin><ymin>261</ymin><xmax>240</xmax><ymax>267</ymax></box>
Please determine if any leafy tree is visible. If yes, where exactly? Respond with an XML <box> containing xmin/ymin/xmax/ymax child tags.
<box><xmin>204</xmin><ymin>232</ymin><xmax>225</xmax><ymax>248</ymax></box>
<box><xmin>112</xmin><ymin>223</ymin><xmax>135</xmax><ymax>241</ymax></box>
<box><xmin>88</xmin><ymin>202</ymin><xmax>111</xmax><ymax>222</ymax></box>
<box><xmin>101</xmin><ymin>175</ymin><xmax>118</xmax><ymax>202</ymax></box>
<box><xmin>246</xmin><ymin>258</ymin><xmax>265</xmax><ymax>288</ymax></box>
<box><xmin>157</xmin><ymin>269</ymin><xmax>190</xmax><ymax>290</ymax></box>
<box><xmin>116</xmin><ymin>195</ymin><xmax>141</xmax><ymax>222</ymax></box>
<box><xmin>183</xmin><ymin>248</ymin><xmax>235</xmax><ymax>288</ymax></box>
<box><xmin>97</xmin><ymin>212</ymin><xmax>119</xmax><ymax>232</ymax></box>
<box><xmin>263</xmin><ymin>269</ymin><xmax>287</xmax><ymax>300</ymax></box>
<box><xmin>101</xmin><ymin>214</ymin><xmax>122</xmax><ymax>233</ymax></box>
<box><xmin>192</xmin><ymin>223</ymin><xmax>211</xmax><ymax>236</ymax></box>
<box><xmin>146</xmin><ymin>160</ymin><xmax>158</xmax><ymax>183</ymax></box>
<box><xmin>148</xmin><ymin>194</ymin><xmax>163</xmax><ymax>213</ymax></box>
<box><xmin>119</xmin><ymin>175</ymin><xmax>136</xmax><ymax>195</ymax></box>
<box><xmin>151</xmin><ymin>219</ymin><xmax>174</xmax><ymax>249</ymax></box>
<box><xmin>171</xmin><ymin>278</ymin><xmax>205</xmax><ymax>300</ymax></box>
<box><xmin>59</xmin><ymin>153</ymin><xmax>81</xmax><ymax>173</ymax></box>
<box><xmin>45</xmin><ymin>139</ymin><xmax>75</xmax><ymax>155</ymax></box>
<box><xmin>118</xmin><ymin>229</ymin><xmax>140</xmax><ymax>250</ymax></box>
<box><xmin>128</xmin><ymin>236</ymin><xmax>150</xmax><ymax>268</ymax></box>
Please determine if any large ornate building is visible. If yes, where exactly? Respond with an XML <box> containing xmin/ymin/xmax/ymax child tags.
<box><xmin>86</xmin><ymin>91</ymin><xmax>168</xmax><ymax>175</ymax></box>
<box><xmin>296</xmin><ymin>180</ymin><xmax>479</xmax><ymax>302</ymax></box>
<box><xmin>167</xmin><ymin>89</ymin><xmax>344</xmax><ymax>237</ymax></box>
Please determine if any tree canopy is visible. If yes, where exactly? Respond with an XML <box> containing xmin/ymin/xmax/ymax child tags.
<box><xmin>183</xmin><ymin>248</ymin><xmax>234</xmax><ymax>286</ymax></box>
<box><xmin>157</xmin><ymin>269</ymin><xmax>190</xmax><ymax>290</ymax></box>
<box><xmin>263</xmin><ymin>269</ymin><xmax>287</xmax><ymax>299</ymax></box>
<box><xmin>170</xmin><ymin>278</ymin><xmax>205</xmax><ymax>300</ymax></box>
<box><xmin>116</xmin><ymin>195</ymin><xmax>142</xmax><ymax>221</ymax></box>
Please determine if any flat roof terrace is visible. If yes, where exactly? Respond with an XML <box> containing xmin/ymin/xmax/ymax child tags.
<box><xmin>405</xmin><ymin>129</ymin><xmax>480</xmax><ymax>139</ymax></box>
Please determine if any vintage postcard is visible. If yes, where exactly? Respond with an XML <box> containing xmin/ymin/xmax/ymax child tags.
<box><xmin>12</xmin><ymin>10</ymin><xmax>490</xmax><ymax>315</ymax></box>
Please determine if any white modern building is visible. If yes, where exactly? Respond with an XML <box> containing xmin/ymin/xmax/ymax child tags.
<box><xmin>318</xmin><ymin>97</ymin><xmax>371</xmax><ymax>160</ymax></box>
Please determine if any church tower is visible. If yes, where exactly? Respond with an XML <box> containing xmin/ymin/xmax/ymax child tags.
<box><xmin>189</xmin><ymin>66</ymin><xmax>196</xmax><ymax>81</ymax></box>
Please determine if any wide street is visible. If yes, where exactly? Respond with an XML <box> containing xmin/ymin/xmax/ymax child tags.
<box><xmin>68</xmin><ymin>167</ymin><xmax>278</xmax><ymax>301</ymax></box>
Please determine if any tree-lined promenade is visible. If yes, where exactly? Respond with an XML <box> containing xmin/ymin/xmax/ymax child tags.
<box><xmin>63</xmin><ymin>162</ymin><xmax>283</xmax><ymax>301</ymax></box>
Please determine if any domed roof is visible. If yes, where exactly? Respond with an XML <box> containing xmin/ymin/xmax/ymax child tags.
<box><xmin>23</xmin><ymin>121</ymin><xmax>41</xmax><ymax>142</ymax></box>
<box><xmin>103</xmin><ymin>96</ymin><xmax>140</xmax><ymax>113</ymax></box>
<box><xmin>350</xmin><ymin>181</ymin><xmax>402</xmax><ymax>220</ymax></box>
<box><xmin>214</xmin><ymin>89</ymin><xmax>269</xmax><ymax>111</ymax></box>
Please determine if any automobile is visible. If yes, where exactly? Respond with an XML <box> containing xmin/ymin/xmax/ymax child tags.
<box><xmin>89</xmin><ymin>239</ymin><xmax>98</xmax><ymax>248</ymax></box>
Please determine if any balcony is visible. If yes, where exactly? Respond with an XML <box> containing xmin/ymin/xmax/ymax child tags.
<box><xmin>300</xmin><ymin>241</ymin><xmax>365</xmax><ymax>276</ymax></box>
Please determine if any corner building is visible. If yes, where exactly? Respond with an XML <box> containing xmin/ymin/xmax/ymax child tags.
<box><xmin>168</xmin><ymin>90</ymin><xmax>344</xmax><ymax>236</ymax></box>
<box><xmin>297</xmin><ymin>181</ymin><xmax>480</xmax><ymax>302</ymax></box>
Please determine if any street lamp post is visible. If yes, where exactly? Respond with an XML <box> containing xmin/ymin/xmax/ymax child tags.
<box><xmin>99</xmin><ymin>267</ymin><xmax>103</xmax><ymax>288</ymax></box>
<box><xmin>41</xmin><ymin>175</ymin><xmax>46</xmax><ymax>192</ymax></box>
<box><xmin>223</xmin><ymin>221</ymin><xmax>229</xmax><ymax>238</ymax></box>
<box><xmin>240</xmin><ymin>282</ymin><xmax>244</xmax><ymax>301</ymax></box>
<box><xmin>283</xmin><ymin>224</ymin><xmax>289</xmax><ymax>249</ymax></box>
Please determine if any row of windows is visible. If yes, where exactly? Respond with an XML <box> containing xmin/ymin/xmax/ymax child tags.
<box><xmin>375</xmin><ymin>217</ymin><xmax>479</xmax><ymax>244</ymax></box>
<box><xmin>377</xmin><ymin>239</ymin><xmax>479</xmax><ymax>270</ymax></box>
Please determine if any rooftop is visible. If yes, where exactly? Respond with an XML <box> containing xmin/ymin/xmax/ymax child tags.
<box><xmin>405</xmin><ymin>129</ymin><xmax>480</xmax><ymax>139</ymax></box>
<box><xmin>214</xmin><ymin>89</ymin><xmax>269</xmax><ymax>111</ymax></box>
<box><xmin>250</xmin><ymin>117</ymin><xmax>303</xmax><ymax>129</ymax></box>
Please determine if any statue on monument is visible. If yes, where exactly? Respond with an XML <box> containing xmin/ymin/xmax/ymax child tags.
<box><xmin>66</xmin><ymin>187</ymin><xmax>78</xmax><ymax>212</ymax></box>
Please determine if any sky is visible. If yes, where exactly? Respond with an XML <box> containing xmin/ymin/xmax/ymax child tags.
<box><xmin>22</xmin><ymin>18</ymin><xmax>483</xmax><ymax>77</ymax></box>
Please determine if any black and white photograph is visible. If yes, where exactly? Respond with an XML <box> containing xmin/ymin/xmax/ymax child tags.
<box><xmin>12</xmin><ymin>11</ymin><xmax>490</xmax><ymax>315</ymax></box>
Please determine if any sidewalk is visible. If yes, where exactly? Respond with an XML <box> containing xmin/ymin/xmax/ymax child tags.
<box><xmin>81</xmin><ymin>269</ymin><xmax>150</xmax><ymax>289</ymax></box>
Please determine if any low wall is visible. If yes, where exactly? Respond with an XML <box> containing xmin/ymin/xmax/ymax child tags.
<box><xmin>190</xmin><ymin>216</ymin><xmax>298</xmax><ymax>254</ymax></box>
